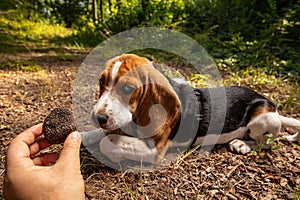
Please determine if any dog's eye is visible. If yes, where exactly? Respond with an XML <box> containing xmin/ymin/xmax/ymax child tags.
<box><xmin>99</xmin><ymin>76</ymin><xmax>105</xmax><ymax>90</ymax></box>
<box><xmin>120</xmin><ymin>85</ymin><xmax>136</xmax><ymax>95</ymax></box>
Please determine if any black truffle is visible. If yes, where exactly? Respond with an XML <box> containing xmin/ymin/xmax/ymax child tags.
<box><xmin>43</xmin><ymin>108</ymin><xmax>77</xmax><ymax>144</ymax></box>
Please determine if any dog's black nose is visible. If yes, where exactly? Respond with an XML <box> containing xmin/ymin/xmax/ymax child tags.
<box><xmin>96</xmin><ymin>114</ymin><xmax>108</xmax><ymax>125</ymax></box>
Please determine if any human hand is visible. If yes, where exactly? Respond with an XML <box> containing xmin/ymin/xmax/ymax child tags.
<box><xmin>3</xmin><ymin>123</ymin><xmax>85</xmax><ymax>200</ymax></box>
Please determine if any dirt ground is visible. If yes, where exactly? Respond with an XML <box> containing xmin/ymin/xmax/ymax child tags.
<box><xmin>0</xmin><ymin>51</ymin><xmax>300</xmax><ymax>199</ymax></box>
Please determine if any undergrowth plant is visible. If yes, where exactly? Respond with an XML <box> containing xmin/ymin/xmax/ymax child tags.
<box><xmin>173</xmin><ymin>145</ymin><xmax>201</xmax><ymax>169</ymax></box>
<box><xmin>252</xmin><ymin>144</ymin><xmax>264</xmax><ymax>156</ymax></box>
<box><xmin>252</xmin><ymin>133</ymin><xmax>281</xmax><ymax>156</ymax></box>
<box><xmin>122</xmin><ymin>160</ymin><xmax>146</xmax><ymax>200</ymax></box>
<box><xmin>295</xmin><ymin>187</ymin><xmax>300</xmax><ymax>200</ymax></box>
<box><xmin>265</xmin><ymin>133</ymin><xmax>281</xmax><ymax>150</ymax></box>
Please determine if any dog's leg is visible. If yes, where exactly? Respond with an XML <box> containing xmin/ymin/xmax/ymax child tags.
<box><xmin>279</xmin><ymin>116</ymin><xmax>300</xmax><ymax>142</ymax></box>
<box><xmin>229</xmin><ymin>112</ymin><xmax>281</xmax><ymax>154</ymax></box>
<box><xmin>99</xmin><ymin>134</ymin><xmax>157</xmax><ymax>163</ymax></box>
<box><xmin>81</xmin><ymin>129</ymin><xmax>106</xmax><ymax>146</ymax></box>
<box><xmin>248</xmin><ymin>112</ymin><xmax>281</xmax><ymax>143</ymax></box>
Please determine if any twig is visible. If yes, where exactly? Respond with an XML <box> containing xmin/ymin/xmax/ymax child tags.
<box><xmin>226</xmin><ymin>163</ymin><xmax>242</xmax><ymax>178</ymax></box>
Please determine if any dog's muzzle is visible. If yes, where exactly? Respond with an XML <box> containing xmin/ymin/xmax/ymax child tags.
<box><xmin>92</xmin><ymin>112</ymin><xmax>108</xmax><ymax>127</ymax></box>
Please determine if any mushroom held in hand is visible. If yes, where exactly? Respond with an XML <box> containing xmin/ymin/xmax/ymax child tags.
<box><xmin>43</xmin><ymin>108</ymin><xmax>77</xmax><ymax>144</ymax></box>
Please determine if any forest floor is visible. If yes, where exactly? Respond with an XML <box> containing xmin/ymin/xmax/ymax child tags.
<box><xmin>1</xmin><ymin>46</ymin><xmax>300</xmax><ymax>200</ymax></box>
<box><xmin>0</xmin><ymin>12</ymin><xmax>300</xmax><ymax>200</ymax></box>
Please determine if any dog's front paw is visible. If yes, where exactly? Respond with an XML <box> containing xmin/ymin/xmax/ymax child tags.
<box><xmin>99</xmin><ymin>135</ymin><xmax>126</xmax><ymax>162</ymax></box>
<box><xmin>229</xmin><ymin>139</ymin><xmax>251</xmax><ymax>154</ymax></box>
<box><xmin>99</xmin><ymin>134</ymin><xmax>157</xmax><ymax>163</ymax></box>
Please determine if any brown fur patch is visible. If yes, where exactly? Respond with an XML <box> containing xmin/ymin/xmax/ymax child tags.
<box><xmin>252</xmin><ymin>103</ymin><xmax>276</xmax><ymax>118</ymax></box>
<box><xmin>98</xmin><ymin>54</ymin><xmax>150</xmax><ymax>96</ymax></box>
<box><xmin>108</xmin><ymin>54</ymin><xmax>151</xmax><ymax>83</ymax></box>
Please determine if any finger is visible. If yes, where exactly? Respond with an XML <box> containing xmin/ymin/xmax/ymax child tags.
<box><xmin>56</xmin><ymin>132</ymin><xmax>82</xmax><ymax>171</ymax></box>
<box><xmin>15</xmin><ymin>123</ymin><xmax>44</xmax><ymax>146</ymax></box>
<box><xmin>29</xmin><ymin>138</ymin><xmax>53</xmax><ymax>158</ymax></box>
<box><xmin>6</xmin><ymin>124</ymin><xmax>44</xmax><ymax>168</ymax></box>
<box><xmin>32</xmin><ymin>153</ymin><xmax>59</xmax><ymax>166</ymax></box>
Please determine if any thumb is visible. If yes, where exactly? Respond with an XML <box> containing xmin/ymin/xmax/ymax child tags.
<box><xmin>56</xmin><ymin>131</ymin><xmax>82</xmax><ymax>170</ymax></box>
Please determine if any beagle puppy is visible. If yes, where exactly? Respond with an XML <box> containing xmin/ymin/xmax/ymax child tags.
<box><xmin>91</xmin><ymin>54</ymin><xmax>300</xmax><ymax>164</ymax></box>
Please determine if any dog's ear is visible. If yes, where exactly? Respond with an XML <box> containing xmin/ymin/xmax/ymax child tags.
<box><xmin>133</xmin><ymin>65</ymin><xmax>181</xmax><ymax>163</ymax></box>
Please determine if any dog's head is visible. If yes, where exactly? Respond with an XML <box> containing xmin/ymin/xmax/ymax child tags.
<box><xmin>92</xmin><ymin>54</ymin><xmax>181</xmax><ymax>155</ymax></box>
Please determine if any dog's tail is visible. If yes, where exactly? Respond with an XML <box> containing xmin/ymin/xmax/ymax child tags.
<box><xmin>279</xmin><ymin>115</ymin><xmax>300</xmax><ymax>142</ymax></box>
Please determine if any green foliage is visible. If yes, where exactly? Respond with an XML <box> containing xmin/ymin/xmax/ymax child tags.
<box><xmin>189</xmin><ymin>74</ymin><xmax>223</xmax><ymax>88</ymax></box>
<box><xmin>265</xmin><ymin>133</ymin><xmax>281</xmax><ymax>150</ymax></box>
<box><xmin>1</xmin><ymin>0</ymin><xmax>299</xmax><ymax>75</ymax></box>
<box><xmin>295</xmin><ymin>187</ymin><xmax>300</xmax><ymax>200</ymax></box>
<box><xmin>252</xmin><ymin>144</ymin><xmax>263</xmax><ymax>156</ymax></box>
<box><xmin>0</xmin><ymin>60</ymin><xmax>42</xmax><ymax>71</ymax></box>
<box><xmin>57</xmin><ymin>51</ymin><xmax>74</xmax><ymax>61</ymax></box>
<box><xmin>0</xmin><ymin>11</ymin><xmax>106</xmax><ymax>51</ymax></box>
<box><xmin>0</xmin><ymin>11</ymin><xmax>82</xmax><ymax>53</ymax></box>
<box><xmin>251</xmin><ymin>133</ymin><xmax>280</xmax><ymax>156</ymax></box>
<box><xmin>95</xmin><ymin>0</ymin><xmax>187</xmax><ymax>33</ymax></box>
<box><xmin>183</xmin><ymin>0</ymin><xmax>300</xmax><ymax>75</ymax></box>
<box><xmin>0</xmin><ymin>0</ymin><xmax>15</xmax><ymax>11</ymax></box>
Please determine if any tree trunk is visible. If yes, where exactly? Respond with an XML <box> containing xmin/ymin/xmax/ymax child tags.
<box><xmin>93</xmin><ymin>0</ymin><xmax>98</xmax><ymax>25</ymax></box>
<box><xmin>99</xmin><ymin>0</ymin><xmax>103</xmax><ymax>22</ymax></box>
<box><xmin>108</xmin><ymin>0</ymin><xmax>112</xmax><ymax>13</ymax></box>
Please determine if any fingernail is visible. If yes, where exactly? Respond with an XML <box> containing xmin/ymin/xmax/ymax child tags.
<box><xmin>71</xmin><ymin>131</ymin><xmax>82</xmax><ymax>142</ymax></box>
